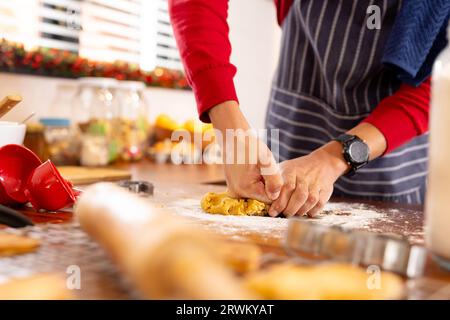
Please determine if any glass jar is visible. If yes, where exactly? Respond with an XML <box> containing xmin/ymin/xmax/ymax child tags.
<box><xmin>23</xmin><ymin>122</ymin><xmax>49</xmax><ymax>161</ymax></box>
<box><xmin>115</xmin><ymin>81</ymin><xmax>150</xmax><ymax>161</ymax></box>
<box><xmin>425</xmin><ymin>24</ymin><xmax>450</xmax><ymax>271</ymax></box>
<box><xmin>39</xmin><ymin>85</ymin><xmax>80</xmax><ymax>165</ymax></box>
<box><xmin>73</xmin><ymin>77</ymin><xmax>121</xmax><ymax>166</ymax></box>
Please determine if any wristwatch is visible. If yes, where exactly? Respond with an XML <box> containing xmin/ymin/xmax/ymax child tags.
<box><xmin>333</xmin><ymin>134</ymin><xmax>370</xmax><ymax>176</ymax></box>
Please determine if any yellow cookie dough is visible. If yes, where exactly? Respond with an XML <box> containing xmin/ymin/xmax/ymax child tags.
<box><xmin>201</xmin><ymin>192</ymin><xmax>268</xmax><ymax>216</ymax></box>
<box><xmin>0</xmin><ymin>274</ymin><xmax>73</xmax><ymax>300</ymax></box>
<box><xmin>0</xmin><ymin>233</ymin><xmax>40</xmax><ymax>257</ymax></box>
<box><xmin>244</xmin><ymin>263</ymin><xmax>404</xmax><ymax>300</ymax></box>
<box><xmin>216</xmin><ymin>241</ymin><xmax>262</xmax><ymax>273</ymax></box>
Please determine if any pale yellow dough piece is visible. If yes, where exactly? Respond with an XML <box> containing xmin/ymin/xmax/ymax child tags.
<box><xmin>201</xmin><ymin>192</ymin><xmax>268</xmax><ymax>216</ymax></box>
<box><xmin>217</xmin><ymin>241</ymin><xmax>262</xmax><ymax>273</ymax></box>
<box><xmin>0</xmin><ymin>274</ymin><xmax>73</xmax><ymax>300</ymax></box>
<box><xmin>244</xmin><ymin>263</ymin><xmax>404</xmax><ymax>300</ymax></box>
<box><xmin>0</xmin><ymin>233</ymin><xmax>40</xmax><ymax>257</ymax></box>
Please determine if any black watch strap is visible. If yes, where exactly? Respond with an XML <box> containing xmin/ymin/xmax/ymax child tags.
<box><xmin>334</xmin><ymin>134</ymin><xmax>356</xmax><ymax>145</ymax></box>
<box><xmin>333</xmin><ymin>134</ymin><xmax>369</xmax><ymax>176</ymax></box>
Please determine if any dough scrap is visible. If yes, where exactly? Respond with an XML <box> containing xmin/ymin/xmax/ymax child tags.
<box><xmin>0</xmin><ymin>233</ymin><xmax>40</xmax><ymax>257</ymax></box>
<box><xmin>201</xmin><ymin>192</ymin><xmax>268</xmax><ymax>216</ymax></box>
<box><xmin>217</xmin><ymin>241</ymin><xmax>262</xmax><ymax>273</ymax></box>
<box><xmin>0</xmin><ymin>274</ymin><xmax>73</xmax><ymax>300</ymax></box>
<box><xmin>244</xmin><ymin>263</ymin><xmax>404</xmax><ymax>300</ymax></box>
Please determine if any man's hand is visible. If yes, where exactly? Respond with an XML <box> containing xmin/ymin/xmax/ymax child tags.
<box><xmin>269</xmin><ymin>122</ymin><xmax>387</xmax><ymax>217</ymax></box>
<box><xmin>269</xmin><ymin>142</ymin><xmax>349</xmax><ymax>217</ymax></box>
<box><xmin>209</xmin><ymin>101</ymin><xmax>283</xmax><ymax>203</ymax></box>
<box><xmin>224</xmin><ymin>134</ymin><xmax>282</xmax><ymax>203</ymax></box>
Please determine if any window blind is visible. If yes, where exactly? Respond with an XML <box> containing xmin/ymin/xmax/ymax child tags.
<box><xmin>38</xmin><ymin>0</ymin><xmax>81</xmax><ymax>52</ymax></box>
<box><xmin>154</xmin><ymin>0</ymin><xmax>182</xmax><ymax>70</ymax></box>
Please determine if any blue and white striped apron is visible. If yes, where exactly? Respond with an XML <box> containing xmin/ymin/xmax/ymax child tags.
<box><xmin>266</xmin><ymin>0</ymin><xmax>428</xmax><ymax>204</ymax></box>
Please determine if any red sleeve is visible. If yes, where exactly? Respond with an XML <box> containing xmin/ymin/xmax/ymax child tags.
<box><xmin>363</xmin><ymin>77</ymin><xmax>430</xmax><ymax>154</ymax></box>
<box><xmin>169</xmin><ymin>0</ymin><xmax>238</xmax><ymax>122</ymax></box>
<box><xmin>274</xmin><ymin>0</ymin><xmax>294</xmax><ymax>25</ymax></box>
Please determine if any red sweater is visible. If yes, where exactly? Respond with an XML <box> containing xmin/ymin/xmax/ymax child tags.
<box><xmin>169</xmin><ymin>0</ymin><xmax>430</xmax><ymax>153</ymax></box>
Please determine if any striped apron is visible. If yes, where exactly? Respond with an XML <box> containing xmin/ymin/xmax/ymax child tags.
<box><xmin>266</xmin><ymin>0</ymin><xmax>429</xmax><ymax>204</ymax></box>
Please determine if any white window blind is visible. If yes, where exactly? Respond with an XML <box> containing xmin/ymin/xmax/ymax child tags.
<box><xmin>38</xmin><ymin>0</ymin><xmax>81</xmax><ymax>52</ymax></box>
<box><xmin>154</xmin><ymin>0</ymin><xmax>182</xmax><ymax>71</ymax></box>
<box><xmin>0</xmin><ymin>0</ymin><xmax>40</xmax><ymax>49</ymax></box>
<box><xmin>79</xmin><ymin>0</ymin><xmax>142</xmax><ymax>64</ymax></box>
<box><xmin>0</xmin><ymin>1</ymin><xmax>21</xmax><ymax>39</ymax></box>
<box><xmin>0</xmin><ymin>0</ymin><xmax>183</xmax><ymax>72</ymax></box>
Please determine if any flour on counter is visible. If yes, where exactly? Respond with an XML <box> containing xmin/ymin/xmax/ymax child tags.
<box><xmin>167</xmin><ymin>199</ymin><xmax>387</xmax><ymax>237</ymax></box>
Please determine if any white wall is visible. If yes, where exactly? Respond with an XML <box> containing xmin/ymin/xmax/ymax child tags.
<box><xmin>0</xmin><ymin>0</ymin><xmax>281</xmax><ymax>128</ymax></box>
<box><xmin>229</xmin><ymin>0</ymin><xmax>281</xmax><ymax>129</ymax></box>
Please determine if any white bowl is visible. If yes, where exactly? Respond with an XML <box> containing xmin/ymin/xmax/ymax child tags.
<box><xmin>0</xmin><ymin>121</ymin><xmax>26</xmax><ymax>148</ymax></box>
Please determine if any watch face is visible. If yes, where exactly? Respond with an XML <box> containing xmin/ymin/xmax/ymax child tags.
<box><xmin>348</xmin><ymin>140</ymin><xmax>369</xmax><ymax>164</ymax></box>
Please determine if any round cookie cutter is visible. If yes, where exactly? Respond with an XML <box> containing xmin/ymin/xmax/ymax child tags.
<box><xmin>118</xmin><ymin>180</ymin><xmax>154</xmax><ymax>197</ymax></box>
<box><xmin>284</xmin><ymin>219</ymin><xmax>427</xmax><ymax>278</ymax></box>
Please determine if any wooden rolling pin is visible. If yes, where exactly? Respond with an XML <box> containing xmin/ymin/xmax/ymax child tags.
<box><xmin>75</xmin><ymin>183</ymin><xmax>255</xmax><ymax>299</ymax></box>
<box><xmin>0</xmin><ymin>95</ymin><xmax>22</xmax><ymax>119</ymax></box>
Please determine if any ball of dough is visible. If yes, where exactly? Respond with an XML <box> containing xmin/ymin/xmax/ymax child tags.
<box><xmin>201</xmin><ymin>192</ymin><xmax>268</xmax><ymax>216</ymax></box>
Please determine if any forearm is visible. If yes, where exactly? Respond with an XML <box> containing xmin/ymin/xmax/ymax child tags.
<box><xmin>208</xmin><ymin>101</ymin><xmax>250</xmax><ymax>132</ymax></box>
<box><xmin>315</xmin><ymin>77</ymin><xmax>431</xmax><ymax>178</ymax></box>
<box><xmin>208</xmin><ymin>101</ymin><xmax>251</xmax><ymax>163</ymax></box>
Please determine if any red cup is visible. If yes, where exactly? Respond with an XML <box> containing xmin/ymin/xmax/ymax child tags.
<box><xmin>26</xmin><ymin>160</ymin><xmax>76</xmax><ymax>211</ymax></box>
<box><xmin>0</xmin><ymin>181</ymin><xmax>16</xmax><ymax>205</ymax></box>
<box><xmin>0</xmin><ymin>144</ymin><xmax>42</xmax><ymax>205</ymax></box>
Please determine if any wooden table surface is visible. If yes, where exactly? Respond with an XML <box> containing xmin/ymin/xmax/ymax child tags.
<box><xmin>2</xmin><ymin>161</ymin><xmax>450</xmax><ymax>299</ymax></box>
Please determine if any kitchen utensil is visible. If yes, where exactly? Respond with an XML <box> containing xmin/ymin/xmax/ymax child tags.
<box><xmin>75</xmin><ymin>183</ymin><xmax>254</xmax><ymax>299</ymax></box>
<box><xmin>118</xmin><ymin>180</ymin><xmax>154</xmax><ymax>196</ymax></box>
<box><xmin>57</xmin><ymin>166</ymin><xmax>131</xmax><ymax>185</ymax></box>
<box><xmin>0</xmin><ymin>144</ymin><xmax>42</xmax><ymax>205</ymax></box>
<box><xmin>0</xmin><ymin>121</ymin><xmax>26</xmax><ymax>147</ymax></box>
<box><xmin>0</xmin><ymin>204</ymin><xmax>33</xmax><ymax>228</ymax></box>
<box><xmin>20</xmin><ymin>112</ymin><xmax>35</xmax><ymax>124</ymax></box>
<box><xmin>426</xmin><ymin>25</ymin><xmax>450</xmax><ymax>270</ymax></box>
<box><xmin>0</xmin><ymin>95</ymin><xmax>22</xmax><ymax>119</ymax></box>
<box><xmin>285</xmin><ymin>219</ymin><xmax>427</xmax><ymax>278</ymax></box>
<box><xmin>26</xmin><ymin>160</ymin><xmax>77</xmax><ymax>211</ymax></box>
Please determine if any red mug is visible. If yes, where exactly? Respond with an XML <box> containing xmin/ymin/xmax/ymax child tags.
<box><xmin>0</xmin><ymin>144</ymin><xmax>42</xmax><ymax>205</ymax></box>
<box><xmin>26</xmin><ymin>160</ymin><xmax>76</xmax><ymax>211</ymax></box>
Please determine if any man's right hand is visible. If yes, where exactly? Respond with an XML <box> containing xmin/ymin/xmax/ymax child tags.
<box><xmin>208</xmin><ymin>101</ymin><xmax>283</xmax><ymax>203</ymax></box>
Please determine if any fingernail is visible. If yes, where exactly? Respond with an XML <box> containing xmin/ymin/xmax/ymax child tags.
<box><xmin>269</xmin><ymin>191</ymin><xmax>280</xmax><ymax>201</ymax></box>
<box><xmin>269</xmin><ymin>209</ymin><xmax>278</xmax><ymax>217</ymax></box>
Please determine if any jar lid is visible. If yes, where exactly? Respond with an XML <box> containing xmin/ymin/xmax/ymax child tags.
<box><xmin>26</xmin><ymin>122</ymin><xmax>44</xmax><ymax>133</ymax></box>
<box><xmin>40</xmin><ymin>118</ymin><xmax>71</xmax><ymax>127</ymax></box>
<box><xmin>117</xmin><ymin>80</ymin><xmax>146</xmax><ymax>91</ymax></box>
<box><xmin>78</xmin><ymin>77</ymin><xmax>119</xmax><ymax>88</ymax></box>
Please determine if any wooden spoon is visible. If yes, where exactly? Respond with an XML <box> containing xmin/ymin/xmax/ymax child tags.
<box><xmin>0</xmin><ymin>95</ymin><xmax>22</xmax><ymax>119</ymax></box>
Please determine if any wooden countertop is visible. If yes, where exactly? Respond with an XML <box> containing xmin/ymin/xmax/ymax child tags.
<box><xmin>2</xmin><ymin>161</ymin><xmax>450</xmax><ymax>299</ymax></box>
<box><xmin>114</xmin><ymin>160</ymin><xmax>226</xmax><ymax>185</ymax></box>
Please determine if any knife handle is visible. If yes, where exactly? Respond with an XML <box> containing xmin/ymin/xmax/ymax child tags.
<box><xmin>0</xmin><ymin>204</ymin><xmax>34</xmax><ymax>228</ymax></box>
<box><xmin>0</xmin><ymin>95</ymin><xmax>22</xmax><ymax>118</ymax></box>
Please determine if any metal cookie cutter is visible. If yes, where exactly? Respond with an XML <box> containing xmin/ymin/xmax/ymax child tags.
<box><xmin>284</xmin><ymin>218</ymin><xmax>427</xmax><ymax>278</ymax></box>
<box><xmin>118</xmin><ymin>180</ymin><xmax>154</xmax><ymax>196</ymax></box>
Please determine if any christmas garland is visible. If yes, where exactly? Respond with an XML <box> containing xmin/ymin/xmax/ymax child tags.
<box><xmin>0</xmin><ymin>39</ymin><xmax>190</xmax><ymax>90</ymax></box>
